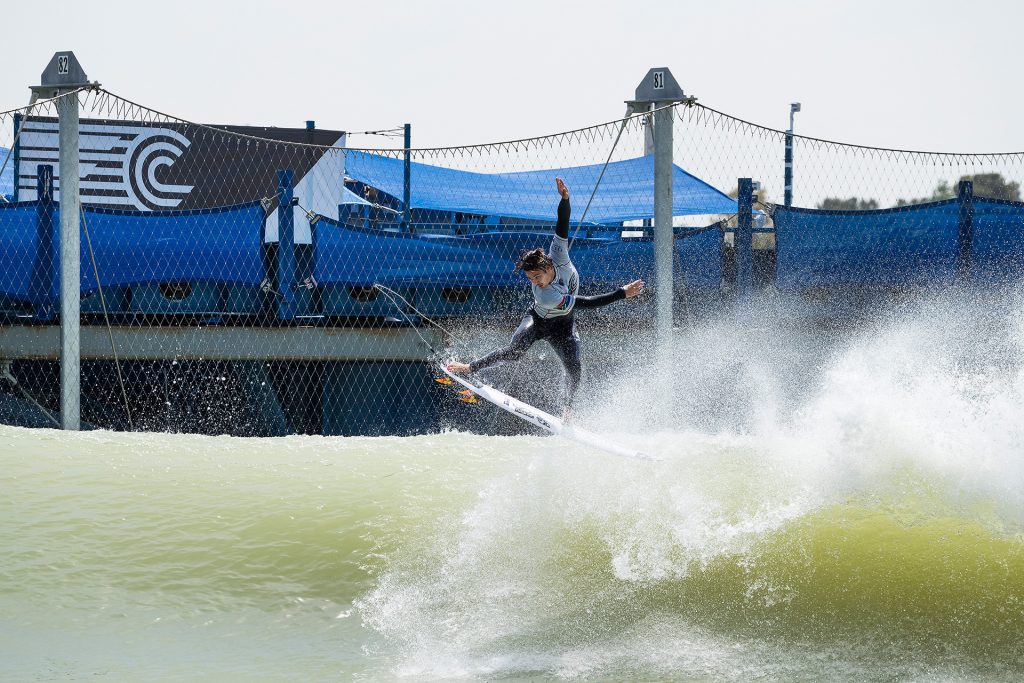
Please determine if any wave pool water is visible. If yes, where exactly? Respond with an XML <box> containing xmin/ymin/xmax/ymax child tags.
<box><xmin>3</xmin><ymin>290</ymin><xmax>1024</xmax><ymax>681</ymax></box>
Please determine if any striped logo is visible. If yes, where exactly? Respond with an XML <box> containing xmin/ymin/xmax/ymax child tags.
<box><xmin>17</xmin><ymin>119</ymin><xmax>194</xmax><ymax>210</ymax></box>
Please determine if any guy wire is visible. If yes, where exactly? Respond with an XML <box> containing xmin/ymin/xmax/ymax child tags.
<box><xmin>569</xmin><ymin>115</ymin><xmax>629</xmax><ymax>249</ymax></box>
<box><xmin>371</xmin><ymin>283</ymin><xmax>477</xmax><ymax>358</ymax></box>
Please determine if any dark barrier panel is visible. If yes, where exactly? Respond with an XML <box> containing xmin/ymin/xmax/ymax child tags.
<box><xmin>0</xmin><ymin>201</ymin><xmax>47</xmax><ymax>305</ymax></box>
<box><xmin>321</xmin><ymin>361</ymin><xmax>440</xmax><ymax>436</ymax></box>
<box><xmin>774</xmin><ymin>200</ymin><xmax>961</xmax><ymax>288</ymax></box>
<box><xmin>0</xmin><ymin>199</ymin><xmax>268</xmax><ymax>318</ymax></box>
<box><xmin>971</xmin><ymin>198</ymin><xmax>1024</xmax><ymax>283</ymax></box>
<box><xmin>79</xmin><ymin>202</ymin><xmax>267</xmax><ymax>293</ymax></box>
<box><xmin>315</xmin><ymin>219</ymin><xmax>724</xmax><ymax>307</ymax></box>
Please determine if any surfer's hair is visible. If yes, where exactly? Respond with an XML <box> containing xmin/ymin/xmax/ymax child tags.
<box><xmin>516</xmin><ymin>248</ymin><xmax>553</xmax><ymax>272</ymax></box>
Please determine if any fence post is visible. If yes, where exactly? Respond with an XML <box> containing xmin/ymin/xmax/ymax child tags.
<box><xmin>57</xmin><ymin>76</ymin><xmax>82</xmax><ymax>430</ymax></box>
<box><xmin>31</xmin><ymin>51</ymin><xmax>95</xmax><ymax>431</ymax></box>
<box><xmin>956</xmin><ymin>180</ymin><xmax>974</xmax><ymax>283</ymax></box>
<box><xmin>784</xmin><ymin>132</ymin><xmax>793</xmax><ymax>207</ymax></box>
<box><xmin>628</xmin><ymin>67</ymin><xmax>687</xmax><ymax>343</ymax></box>
<box><xmin>277</xmin><ymin>169</ymin><xmax>297</xmax><ymax>321</ymax></box>
<box><xmin>31</xmin><ymin>165</ymin><xmax>55</xmax><ymax>320</ymax></box>
<box><xmin>653</xmin><ymin>104</ymin><xmax>674</xmax><ymax>342</ymax></box>
<box><xmin>12</xmin><ymin>113</ymin><xmax>21</xmax><ymax>203</ymax></box>
<box><xmin>737</xmin><ymin>178</ymin><xmax>754</xmax><ymax>298</ymax></box>
<box><xmin>402</xmin><ymin>123</ymin><xmax>412</xmax><ymax>233</ymax></box>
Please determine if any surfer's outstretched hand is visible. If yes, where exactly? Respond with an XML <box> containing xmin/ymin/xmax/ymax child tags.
<box><xmin>447</xmin><ymin>361</ymin><xmax>471</xmax><ymax>375</ymax></box>
<box><xmin>623</xmin><ymin>279</ymin><xmax>645</xmax><ymax>298</ymax></box>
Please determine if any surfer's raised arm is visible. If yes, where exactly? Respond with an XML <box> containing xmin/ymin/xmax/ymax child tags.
<box><xmin>555</xmin><ymin>177</ymin><xmax>570</xmax><ymax>240</ymax></box>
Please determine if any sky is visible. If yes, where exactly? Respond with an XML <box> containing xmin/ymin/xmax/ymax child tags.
<box><xmin>4</xmin><ymin>0</ymin><xmax>1022</xmax><ymax>153</ymax></box>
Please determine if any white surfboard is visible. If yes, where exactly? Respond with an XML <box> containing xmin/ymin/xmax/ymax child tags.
<box><xmin>439</xmin><ymin>364</ymin><xmax>655</xmax><ymax>461</ymax></box>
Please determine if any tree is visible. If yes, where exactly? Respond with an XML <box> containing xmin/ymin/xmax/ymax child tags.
<box><xmin>895</xmin><ymin>174</ymin><xmax>1020</xmax><ymax>206</ymax></box>
<box><xmin>958</xmin><ymin>173</ymin><xmax>1020</xmax><ymax>201</ymax></box>
<box><xmin>894</xmin><ymin>180</ymin><xmax>954</xmax><ymax>207</ymax></box>
<box><xmin>727</xmin><ymin>186</ymin><xmax>770</xmax><ymax>204</ymax></box>
<box><xmin>816</xmin><ymin>197</ymin><xmax>880</xmax><ymax>211</ymax></box>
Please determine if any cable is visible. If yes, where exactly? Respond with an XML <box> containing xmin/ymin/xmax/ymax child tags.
<box><xmin>348</xmin><ymin>127</ymin><xmax>405</xmax><ymax>138</ymax></box>
<box><xmin>568</xmin><ymin>115</ymin><xmax>629</xmax><ymax>249</ymax></box>
<box><xmin>372</xmin><ymin>283</ymin><xmax>514</xmax><ymax>372</ymax></box>
<box><xmin>0</xmin><ymin>93</ymin><xmax>48</xmax><ymax>204</ymax></box>
<box><xmin>685</xmin><ymin>102</ymin><xmax>1024</xmax><ymax>160</ymax></box>
<box><xmin>80</xmin><ymin>206</ymin><xmax>134</xmax><ymax>430</ymax></box>
<box><xmin>0</xmin><ymin>361</ymin><xmax>60</xmax><ymax>428</ymax></box>
<box><xmin>371</xmin><ymin>283</ymin><xmax>474</xmax><ymax>358</ymax></box>
<box><xmin>91</xmin><ymin>86</ymin><xmax>656</xmax><ymax>157</ymax></box>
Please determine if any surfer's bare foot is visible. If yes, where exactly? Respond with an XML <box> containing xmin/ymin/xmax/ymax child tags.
<box><xmin>447</xmin><ymin>361</ymin><xmax>470</xmax><ymax>374</ymax></box>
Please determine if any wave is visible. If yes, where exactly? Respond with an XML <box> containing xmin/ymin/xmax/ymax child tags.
<box><xmin>4</xmin><ymin>288</ymin><xmax>1024</xmax><ymax>680</ymax></box>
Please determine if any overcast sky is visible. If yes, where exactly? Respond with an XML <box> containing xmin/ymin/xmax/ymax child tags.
<box><xmin>4</xmin><ymin>0</ymin><xmax>1021</xmax><ymax>153</ymax></box>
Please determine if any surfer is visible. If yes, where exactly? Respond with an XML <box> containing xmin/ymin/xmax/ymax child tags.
<box><xmin>447</xmin><ymin>177</ymin><xmax>645</xmax><ymax>418</ymax></box>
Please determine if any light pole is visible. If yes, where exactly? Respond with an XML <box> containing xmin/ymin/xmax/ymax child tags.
<box><xmin>784</xmin><ymin>102</ymin><xmax>801</xmax><ymax>207</ymax></box>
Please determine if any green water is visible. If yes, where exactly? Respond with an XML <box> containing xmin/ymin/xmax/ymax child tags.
<box><xmin>1</xmin><ymin>423</ymin><xmax>1022</xmax><ymax>681</ymax></box>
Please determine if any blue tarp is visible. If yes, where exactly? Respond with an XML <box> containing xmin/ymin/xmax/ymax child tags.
<box><xmin>0</xmin><ymin>193</ymin><xmax>723</xmax><ymax>316</ymax></box>
<box><xmin>0</xmin><ymin>200</ymin><xmax>266</xmax><ymax>305</ymax></box>
<box><xmin>774</xmin><ymin>200</ymin><xmax>961</xmax><ymax>288</ymax></box>
<box><xmin>971</xmin><ymin>198</ymin><xmax>1024</xmax><ymax>282</ymax></box>
<box><xmin>77</xmin><ymin>202</ymin><xmax>267</xmax><ymax>292</ymax></box>
<box><xmin>344</xmin><ymin>153</ymin><xmax>736</xmax><ymax>223</ymax></box>
<box><xmin>339</xmin><ymin>184</ymin><xmax>371</xmax><ymax>206</ymax></box>
<box><xmin>314</xmin><ymin>220</ymin><xmax>722</xmax><ymax>290</ymax></box>
<box><xmin>0</xmin><ymin>202</ymin><xmax>42</xmax><ymax>301</ymax></box>
<box><xmin>0</xmin><ymin>147</ymin><xmax>13</xmax><ymax>198</ymax></box>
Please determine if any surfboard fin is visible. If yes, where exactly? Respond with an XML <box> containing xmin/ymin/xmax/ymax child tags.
<box><xmin>457</xmin><ymin>389</ymin><xmax>479</xmax><ymax>404</ymax></box>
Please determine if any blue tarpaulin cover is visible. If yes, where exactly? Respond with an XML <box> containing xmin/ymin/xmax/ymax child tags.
<box><xmin>0</xmin><ymin>195</ymin><xmax>723</xmax><ymax>311</ymax></box>
<box><xmin>344</xmin><ymin>153</ymin><xmax>736</xmax><ymax>223</ymax></box>
<box><xmin>0</xmin><ymin>200</ymin><xmax>267</xmax><ymax>304</ymax></box>
<box><xmin>314</xmin><ymin>219</ymin><xmax>722</xmax><ymax>290</ymax></box>
<box><xmin>0</xmin><ymin>147</ymin><xmax>13</xmax><ymax>198</ymax></box>
<box><xmin>971</xmin><ymin>198</ymin><xmax>1024</xmax><ymax>281</ymax></box>
<box><xmin>774</xmin><ymin>200</ymin><xmax>961</xmax><ymax>288</ymax></box>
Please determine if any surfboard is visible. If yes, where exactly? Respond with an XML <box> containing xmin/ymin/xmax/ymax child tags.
<box><xmin>438</xmin><ymin>364</ymin><xmax>655</xmax><ymax>461</ymax></box>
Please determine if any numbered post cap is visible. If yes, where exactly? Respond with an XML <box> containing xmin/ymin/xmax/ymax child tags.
<box><xmin>633</xmin><ymin>67</ymin><xmax>685</xmax><ymax>104</ymax></box>
<box><xmin>41</xmin><ymin>51</ymin><xmax>89</xmax><ymax>87</ymax></box>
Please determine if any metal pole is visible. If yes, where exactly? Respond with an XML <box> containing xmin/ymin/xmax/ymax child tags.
<box><xmin>402</xmin><ymin>123</ymin><xmax>411</xmax><ymax>233</ymax></box>
<box><xmin>784</xmin><ymin>131</ymin><xmax>793</xmax><ymax>208</ymax></box>
<box><xmin>737</xmin><ymin>178</ymin><xmax>753</xmax><ymax>299</ymax></box>
<box><xmin>956</xmin><ymin>180</ymin><xmax>974</xmax><ymax>283</ymax></box>
<box><xmin>58</xmin><ymin>91</ymin><xmax>81</xmax><ymax>430</ymax></box>
<box><xmin>785</xmin><ymin>103</ymin><xmax>800</xmax><ymax>208</ymax></box>
<box><xmin>12</xmin><ymin>113</ymin><xmax>21</xmax><ymax>202</ymax></box>
<box><xmin>32</xmin><ymin>165</ymin><xmax>56</xmax><ymax>321</ymax></box>
<box><xmin>276</xmin><ymin>169</ymin><xmax>296</xmax><ymax>321</ymax></box>
<box><xmin>629</xmin><ymin>67</ymin><xmax>686</xmax><ymax>426</ymax></box>
<box><xmin>653</xmin><ymin>105</ymin><xmax>674</xmax><ymax>342</ymax></box>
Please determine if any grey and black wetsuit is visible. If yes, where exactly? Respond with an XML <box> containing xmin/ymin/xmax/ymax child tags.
<box><xmin>468</xmin><ymin>195</ymin><xmax>628</xmax><ymax>409</ymax></box>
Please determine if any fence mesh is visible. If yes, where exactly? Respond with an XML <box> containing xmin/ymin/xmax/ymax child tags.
<box><xmin>1</xmin><ymin>87</ymin><xmax>1023</xmax><ymax>435</ymax></box>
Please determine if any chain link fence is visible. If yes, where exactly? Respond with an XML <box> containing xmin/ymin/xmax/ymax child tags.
<box><xmin>1</xmin><ymin>86</ymin><xmax>1022</xmax><ymax>435</ymax></box>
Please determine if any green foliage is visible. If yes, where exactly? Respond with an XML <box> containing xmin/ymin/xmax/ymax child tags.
<box><xmin>895</xmin><ymin>180</ymin><xmax>955</xmax><ymax>207</ymax></box>
<box><xmin>814</xmin><ymin>174</ymin><xmax>1021</xmax><ymax>212</ymax></box>
<box><xmin>958</xmin><ymin>173</ymin><xmax>1020</xmax><ymax>201</ymax></box>
<box><xmin>728</xmin><ymin>186</ymin><xmax>770</xmax><ymax>204</ymax></box>
<box><xmin>817</xmin><ymin>197</ymin><xmax>880</xmax><ymax>211</ymax></box>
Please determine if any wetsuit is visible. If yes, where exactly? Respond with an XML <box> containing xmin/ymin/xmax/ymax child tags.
<box><xmin>468</xmin><ymin>195</ymin><xmax>628</xmax><ymax>409</ymax></box>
